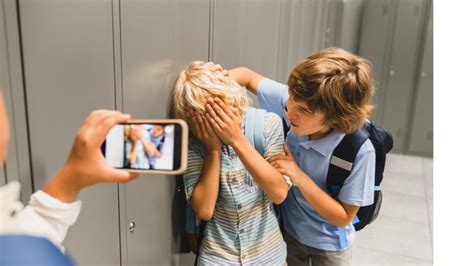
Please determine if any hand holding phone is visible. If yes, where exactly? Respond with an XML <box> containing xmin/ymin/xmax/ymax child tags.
<box><xmin>102</xmin><ymin>119</ymin><xmax>188</xmax><ymax>174</ymax></box>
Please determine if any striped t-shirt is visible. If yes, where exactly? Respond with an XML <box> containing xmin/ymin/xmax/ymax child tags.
<box><xmin>184</xmin><ymin>110</ymin><xmax>288</xmax><ymax>265</ymax></box>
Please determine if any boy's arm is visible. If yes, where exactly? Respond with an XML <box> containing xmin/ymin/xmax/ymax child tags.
<box><xmin>228</xmin><ymin>67</ymin><xmax>264</xmax><ymax>95</ymax></box>
<box><xmin>294</xmin><ymin>171</ymin><xmax>359</xmax><ymax>227</ymax></box>
<box><xmin>190</xmin><ymin>150</ymin><xmax>221</xmax><ymax>221</ymax></box>
<box><xmin>186</xmin><ymin>112</ymin><xmax>222</xmax><ymax>221</ymax></box>
<box><xmin>270</xmin><ymin>145</ymin><xmax>375</xmax><ymax>227</ymax></box>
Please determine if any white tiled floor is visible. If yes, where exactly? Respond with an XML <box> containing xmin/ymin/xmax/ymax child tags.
<box><xmin>352</xmin><ymin>154</ymin><xmax>433</xmax><ymax>265</ymax></box>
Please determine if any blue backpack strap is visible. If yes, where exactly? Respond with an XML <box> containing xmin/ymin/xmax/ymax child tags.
<box><xmin>253</xmin><ymin>109</ymin><xmax>266</xmax><ymax>156</ymax></box>
<box><xmin>244</xmin><ymin>107</ymin><xmax>266</xmax><ymax>157</ymax></box>
<box><xmin>0</xmin><ymin>235</ymin><xmax>75</xmax><ymax>265</ymax></box>
<box><xmin>326</xmin><ymin>128</ymin><xmax>369</xmax><ymax>196</ymax></box>
<box><xmin>244</xmin><ymin>107</ymin><xmax>257</xmax><ymax>149</ymax></box>
<box><xmin>326</xmin><ymin>128</ymin><xmax>369</xmax><ymax>249</ymax></box>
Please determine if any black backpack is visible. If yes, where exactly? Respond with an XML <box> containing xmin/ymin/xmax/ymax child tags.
<box><xmin>284</xmin><ymin>120</ymin><xmax>393</xmax><ymax>231</ymax></box>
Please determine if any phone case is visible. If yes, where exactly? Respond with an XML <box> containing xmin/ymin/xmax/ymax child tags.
<box><xmin>122</xmin><ymin>119</ymin><xmax>188</xmax><ymax>175</ymax></box>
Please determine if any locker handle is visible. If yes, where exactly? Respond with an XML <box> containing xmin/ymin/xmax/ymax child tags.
<box><xmin>129</xmin><ymin>222</ymin><xmax>136</xmax><ymax>233</ymax></box>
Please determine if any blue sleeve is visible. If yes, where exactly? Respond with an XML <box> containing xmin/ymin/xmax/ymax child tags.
<box><xmin>338</xmin><ymin>139</ymin><xmax>376</xmax><ymax>207</ymax></box>
<box><xmin>256</xmin><ymin>78</ymin><xmax>289</xmax><ymax>120</ymax></box>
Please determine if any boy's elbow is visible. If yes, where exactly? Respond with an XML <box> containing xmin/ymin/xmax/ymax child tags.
<box><xmin>196</xmin><ymin>207</ymin><xmax>214</xmax><ymax>221</ymax></box>
<box><xmin>331</xmin><ymin>217</ymin><xmax>353</xmax><ymax>227</ymax></box>
<box><xmin>272</xmin><ymin>188</ymin><xmax>288</xmax><ymax>204</ymax></box>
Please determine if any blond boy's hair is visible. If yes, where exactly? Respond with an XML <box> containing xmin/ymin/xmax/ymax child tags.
<box><xmin>287</xmin><ymin>47</ymin><xmax>375</xmax><ymax>133</ymax></box>
<box><xmin>173</xmin><ymin>61</ymin><xmax>251</xmax><ymax>124</ymax></box>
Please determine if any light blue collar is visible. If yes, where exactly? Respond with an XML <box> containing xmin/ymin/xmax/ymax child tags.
<box><xmin>298</xmin><ymin>130</ymin><xmax>345</xmax><ymax>157</ymax></box>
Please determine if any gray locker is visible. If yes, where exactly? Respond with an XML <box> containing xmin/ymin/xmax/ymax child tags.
<box><xmin>1</xmin><ymin>0</ymin><xmax>32</xmax><ymax>199</ymax></box>
<box><xmin>212</xmin><ymin>0</ymin><xmax>281</xmax><ymax>105</ymax></box>
<box><xmin>19</xmin><ymin>0</ymin><xmax>121</xmax><ymax>265</ymax></box>
<box><xmin>336</xmin><ymin>0</ymin><xmax>365</xmax><ymax>53</ymax></box>
<box><xmin>408</xmin><ymin>4</ymin><xmax>432</xmax><ymax>156</ymax></box>
<box><xmin>277</xmin><ymin>0</ymin><xmax>329</xmax><ymax>83</ymax></box>
<box><xmin>359</xmin><ymin>0</ymin><xmax>428</xmax><ymax>153</ymax></box>
<box><xmin>119</xmin><ymin>0</ymin><xmax>208</xmax><ymax>265</ymax></box>
<box><xmin>325</xmin><ymin>0</ymin><xmax>364</xmax><ymax>54</ymax></box>
<box><xmin>358</xmin><ymin>0</ymin><xmax>395</xmax><ymax>124</ymax></box>
<box><xmin>212</xmin><ymin>0</ymin><xmax>280</xmax><ymax>80</ymax></box>
<box><xmin>381</xmin><ymin>0</ymin><xmax>426</xmax><ymax>152</ymax></box>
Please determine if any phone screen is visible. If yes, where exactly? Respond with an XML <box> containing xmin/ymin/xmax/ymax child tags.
<box><xmin>102</xmin><ymin>122</ymin><xmax>183</xmax><ymax>171</ymax></box>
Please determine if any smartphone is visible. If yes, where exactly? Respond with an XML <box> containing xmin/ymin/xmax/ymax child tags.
<box><xmin>101</xmin><ymin>119</ymin><xmax>188</xmax><ymax>175</ymax></box>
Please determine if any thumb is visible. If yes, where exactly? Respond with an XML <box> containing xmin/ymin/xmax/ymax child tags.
<box><xmin>284</xmin><ymin>144</ymin><xmax>294</xmax><ymax>159</ymax></box>
<box><xmin>109</xmin><ymin>169</ymin><xmax>140</xmax><ymax>183</ymax></box>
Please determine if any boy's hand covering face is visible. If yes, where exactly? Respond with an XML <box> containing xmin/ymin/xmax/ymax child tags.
<box><xmin>268</xmin><ymin>144</ymin><xmax>304</xmax><ymax>187</ymax></box>
<box><xmin>205</xmin><ymin>97</ymin><xmax>244</xmax><ymax>147</ymax></box>
<box><xmin>187</xmin><ymin>108</ymin><xmax>222</xmax><ymax>151</ymax></box>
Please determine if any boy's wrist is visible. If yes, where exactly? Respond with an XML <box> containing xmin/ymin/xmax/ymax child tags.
<box><xmin>42</xmin><ymin>164</ymin><xmax>81</xmax><ymax>203</ymax></box>
<box><xmin>228</xmin><ymin>134</ymin><xmax>249</xmax><ymax>150</ymax></box>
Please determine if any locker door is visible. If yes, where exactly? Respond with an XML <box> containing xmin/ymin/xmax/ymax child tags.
<box><xmin>277</xmin><ymin>0</ymin><xmax>328</xmax><ymax>83</ymax></box>
<box><xmin>0</xmin><ymin>0</ymin><xmax>31</xmax><ymax>201</ymax></box>
<box><xmin>19</xmin><ymin>1</ymin><xmax>120</xmax><ymax>264</ymax></box>
<box><xmin>382</xmin><ymin>0</ymin><xmax>425</xmax><ymax>152</ymax></box>
<box><xmin>358</xmin><ymin>0</ymin><xmax>394</xmax><ymax>123</ymax></box>
<box><xmin>212</xmin><ymin>0</ymin><xmax>280</xmax><ymax>79</ymax></box>
<box><xmin>408</xmin><ymin>6</ymin><xmax>432</xmax><ymax>156</ymax></box>
<box><xmin>337</xmin><ymin>0</ymin><xmax>365</xmax><ymax>53</ymax></box>
<box><xmin>119</xmin><ymin>0</ymin><xmax>209</xmax><ymax>265</ymax></box>
<box><xmin>212</xmin><ymin>0</ymin><xmax>281</xmax><ymax>105</ymax></box>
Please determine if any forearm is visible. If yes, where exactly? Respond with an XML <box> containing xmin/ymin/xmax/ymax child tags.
<box><xmin>141</xmin><ymin>138</ymin><xmax>156</xmax><ymax>156</ymax></box>
<box><xmin>129</xmin><ymin>143</ymin><xmax>139</xmax><ymax>164</ymax></box>
<box><xmin>191</xmin><ymin>150</ymin><xmax>221</xmax><ymax>220</ymax></box>
<box><xmin>297</xmin><ymin>172</ymin><xmax>356</xmax><ymax>227</ymax></box>
<box><xmin>228</xmin><ymin>67</ymin><xmax>263</xmax><ymax>94</ymax></box>
<box><xmin>42</xmin><ymin>164</ymin><xmax>81</xmax><ymax>203</ymax></box>
<box><xmin>231</xmin><ymin>138</ymin><xmax>288</xmax><ymax>204</ymax></box>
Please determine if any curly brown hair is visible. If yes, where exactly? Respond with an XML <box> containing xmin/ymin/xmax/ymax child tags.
<box><xmin>287</xmin><ymin>47</ymin><xmax>375</xmax><ymax>134</ymax></box>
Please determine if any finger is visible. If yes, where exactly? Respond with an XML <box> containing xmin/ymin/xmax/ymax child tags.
<box><xmin>202</xmin><ymin>115</ymin><xmax>214</xmax><ymax>135</ymax></box>
<box><xmin>284</xmin><ymin>144</ymin><xmax>295</xmax><ymax>160</ymax></box>
<box><xmin>209</xmin><ymin>99</ymin><xmax>232</xmax><ymax>123</ymax></box>
<box><xmin>210</xmin><ymin>64</ymin><xmax>223</xmax><ymax>72</ymax></box>
<box><xmin>269</xmin><ymin>161</ymin><xmax>278</xmax><ymax>168</ymax></box>
<box><xmin>205</xmin><ymin>102</ymin><xmax>226</xmax><ymax>128</ymax></box>
<box><xmin>268</xmin><ymin>155</ymin><xmax>287</xmax><ymax>163</ymax></box>
<box><xmin>205</xmin><ymin>112</ymin><xmax>222</xmax><ymax>132</ymax></box>
<box><xmin>84</xmin><ymin>110</ymin><xmax>118</xmax><ymax>127</ymax></box>
<box><xmin>222</xmin><ymin>69</ymin><xmax>229</xmax><ymax>76</ymax></box>
<box><xmin>230</xmin><ymin>106</ymin><xmax>240</xmax><ymax>118</ymax></box>
<box><xmin>107</xmin><ymin>169</ymin><xmax>140</xmax><ymax>183</ymax></box>
<box><xmin>213</xmin><ymin>97</ymin><xmax>236</xmax><ymax>120</ymax></box>
<box><xmin>195</xmin><ymin>114</ymin><xmax>206</xmax><ymax>137</ymax></box>
<box><xmin>93</xmin><ymin>112</ymin><xmax>131</xmax><ymax>145</ymax></box>
<box><xmin>190</xmin><ymin>111</ymin><xmax>204</xmax><ymax>137</ymax></box>
<box><xmin>276</xmin><ymin>168</ymin><xmax>288</xmax><ymax>176</ymax></box>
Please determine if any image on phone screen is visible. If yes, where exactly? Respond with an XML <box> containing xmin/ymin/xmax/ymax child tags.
<box><xmin>102</xmin><ymin>122</ymin><xmax>183</xmax><ymax>171</ymax></box>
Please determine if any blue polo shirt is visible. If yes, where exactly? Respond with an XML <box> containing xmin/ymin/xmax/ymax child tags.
<box><xmin>257</xmin><ymin>78</ymin><xmax>375</xmax><ymax>251</ymax></box>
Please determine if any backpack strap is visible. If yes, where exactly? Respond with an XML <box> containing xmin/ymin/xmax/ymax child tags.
<box><xmin>326</xmin><ymin>128</ymin><xmax>369</xmax><ymax>197</ymax></box>
<box><xmin>326</xmin><ymin>128</ymin><xmax>369</xmax><ymax>249</ymax></box>
<box><xmin>244</xmin><ymin>107</ymin><xmax>266</xmax><ymax>156</ymax></box>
